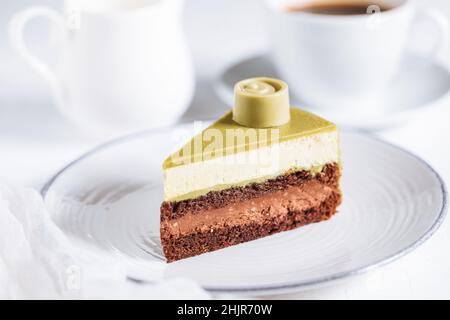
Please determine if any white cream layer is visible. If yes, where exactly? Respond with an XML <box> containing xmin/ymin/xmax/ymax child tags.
<box><xmin>163</xmin><ymin>130</ymin><xmax>339</xmax><ymax>201</ymax></box>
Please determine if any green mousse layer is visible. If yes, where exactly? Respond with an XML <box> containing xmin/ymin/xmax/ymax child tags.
<box><xmin>168</xmin><ymin>164</ymin><xmax>328</xmax><ymax>202</ymax></box>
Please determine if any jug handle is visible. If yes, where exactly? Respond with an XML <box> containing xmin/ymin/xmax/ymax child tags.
<box><xmin>9</xmin><ymin>6</ymin><xmax>66</xmax><ymax>109</ymax></box>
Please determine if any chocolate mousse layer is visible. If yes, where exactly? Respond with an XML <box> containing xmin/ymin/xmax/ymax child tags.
<box><xmin>160</xmin><ymin>163</ymin><xmax>341</xmax><ymax>262</ymax></box>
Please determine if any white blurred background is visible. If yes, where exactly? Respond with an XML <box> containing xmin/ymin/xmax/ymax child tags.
<box><xmin>1</xmin><ymin>0</ymin><xmax>450</xmax><ymax>299</ymax></box>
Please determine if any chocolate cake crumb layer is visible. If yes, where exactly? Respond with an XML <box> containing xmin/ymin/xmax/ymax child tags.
<box><xmin>161</xmin><ymin>189</ymin><xmax>341</xmax><ymax>262</ymax></box>
<box><xmin>161</xmin><ymin>163</ymin><xmax>340</xmax><ymax>220</ymax></box>
<box><xmin>160</xmin><ymin>164</ymin><xmax>341</xmax><ymax>262</ymax></box>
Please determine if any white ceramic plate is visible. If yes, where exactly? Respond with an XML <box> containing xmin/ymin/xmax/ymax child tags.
<box><xmin>215</xmin><ymin>53</ymin><xmax>450</xmax><ymax>131</ymax></box>
<box><xmin>42</xmin><ymin>124</ymin><xmax>447</xmax><ymax>296</ymax></box>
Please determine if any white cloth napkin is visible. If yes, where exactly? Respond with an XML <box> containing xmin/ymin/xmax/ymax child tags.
<box><xmin>0</xmin><ymin>184</ymin><xmax>210</xmax><ymax>299</ymax></box>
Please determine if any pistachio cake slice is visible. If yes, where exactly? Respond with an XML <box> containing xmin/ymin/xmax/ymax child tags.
<box><xmin>160</xmin><ymin>78</ymin><xmax>342</xmax><ymax>262</ymax></box>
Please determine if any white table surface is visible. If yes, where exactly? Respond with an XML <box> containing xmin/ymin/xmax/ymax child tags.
<box><xmin>1</xmin><ymin>0</ymin><xmax>450</xmax><ymax>299</ymax></box>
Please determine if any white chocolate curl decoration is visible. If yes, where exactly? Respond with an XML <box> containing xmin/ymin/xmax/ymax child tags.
<box><xmin>240</xmin><ymin>80</ymin><xmax>276</xmax><ymax>96</ymax></box>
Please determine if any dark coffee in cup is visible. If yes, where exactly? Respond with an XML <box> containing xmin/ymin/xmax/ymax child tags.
<box><xmin>286</xmin><ymin>1</ymin><xmax>393</xmax><ymax>15</ymax></box>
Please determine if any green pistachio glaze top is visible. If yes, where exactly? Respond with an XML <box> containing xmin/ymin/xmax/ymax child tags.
<box><xmin>163</xmin><ymin>107</ymin><xmax>336</xmax><ymax>169</ymax></box>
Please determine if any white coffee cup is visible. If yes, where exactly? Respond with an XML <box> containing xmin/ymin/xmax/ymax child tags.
<box><xmin>264</xmin><ymin>0</ymin><xmax>448</xmax><ymax>113</ymax></box>
<box><xmin>10</xmin><ymin>0</ymin><xmax>195</xmax><ymax>135</ymax></box>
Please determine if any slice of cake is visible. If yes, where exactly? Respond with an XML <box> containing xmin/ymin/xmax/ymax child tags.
<box><xmin>160</xmin><ymin>77</ymin><xmax>341</xmax><ymax>262</ymax></box>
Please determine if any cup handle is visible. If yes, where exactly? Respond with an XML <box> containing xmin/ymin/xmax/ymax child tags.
<box><xmin>414</xmin><ymin>8</ymin><xmax>449</xmax><ymax>58</ymax></box>
<box><xmin>9</xmin><ymin>6</ymin><xmax>66</xmax><ymax>108</ymax></box>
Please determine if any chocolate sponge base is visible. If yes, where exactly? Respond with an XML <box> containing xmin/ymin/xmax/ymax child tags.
<box><xmin>160</xmin><ymin>163</ymin><xmax>341</xmax><ymax>263</ymax></box>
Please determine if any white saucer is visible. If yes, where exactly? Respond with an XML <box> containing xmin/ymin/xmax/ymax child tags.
<box><xmin>42</xmin><ymin>123</ymin><xmax>447</xmax><ymax>296</ymax></box>
<box><xmin>215</xmin><ymin>53</ymin><xmax>450</xmax><ymax>130</ymax></box>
